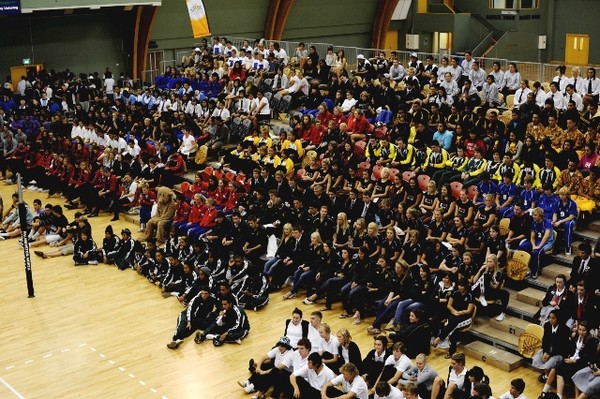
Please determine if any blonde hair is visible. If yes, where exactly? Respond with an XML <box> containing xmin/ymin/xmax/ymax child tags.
<box><xmin>557</xmin><ymin>187</ymin><xmax>570</xmax><ymax>197</ymax></box>
<box><xmin>486</xmin><ymin>253</ymin><xmax>499</xmax><ymax>274</ymax></box>
<box><xmin>336</xmin><ymin>212</ymin><xmax>349</xmax><ymax>234</ymax></box>
<box><xmin>310</xmin><ymin>231</ymin><xmax>323</xmax><ymax>244</ymax></box>
<box><xmin>281</xmin><ymin>223</ymin><xmax>293</xmax><ymax>240</ymax></box>
<box><xmin>367</xmin><ymin>222</ymin><xmax>379</xmax><ymax>236</ymax></box>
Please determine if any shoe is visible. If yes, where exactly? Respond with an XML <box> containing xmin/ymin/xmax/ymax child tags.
<box><xmin>438</xmin><ymin>339</ymin><xmax>450</xmax><ymax>349</ymax></box>
<box><xmin>339</xmin><ymin>312</ymin><xmax>350</xmax><ymax>319</ymax></box>
<box><xmin>538</xmin><ymin>393</ymin><xmax>547</xmax><ymax>399</ymax></box>
<box><xmin>34</xmin><ymin>250</ymin><xmax>44</xmax><ymax>258</ymax></box>
<box><xmin>194</xmin><ymin>332</ymin><xmax>206</xmax><ymax>344</ymax></box>
<box><xmin>234</xmin><ymin>339</ymin><xmax>242</xmax><ymax>344</ymax></box>
<box><xmin>565</xmin><ymin>249</ymin><xmax>572</xmax><ymax>256</ymax></box>
<box><xmin>166</xmin><ymin>340</ymin><xmax>182</xmax><ymax>349</ymax></box>
<box><xmin>238</xmin><ymin>380</ymin><xmax>251</xmax><ymax>388</ymax></box>
<box><xmin>495</xmin><ymin>312</ymin><xmax>505</xmax><ymax>321</ymax></box>
<box><xmin>161</xmin><ymin>292</ymin><xmax>171</xmax><ymax>298</ymax></box>
<box><xmin>88</xmin><ymin>260</ymin><xmax>98</xmax><ymax>265</ymax></box>
<box><xmin>538</xmin><ymin>374</ymin><xmax>548</xmax><ymax>383</ymax></box>
<box><xmin>29</xmin><ymin>180</ymin><xmax>36</xmax><ymax>185</ymax></box>
<box><xmin>283</xmin><ymin>292</ymin><xmax>298</xmax><ymax>300</ymax></box>
<box><xmin>65</xmin><ymin>203</ymin><xmax>77</xmax><ymax>210</ymax></box>
<box><xmin>110</xmin><ymin>216</ymin><xmax>119</xmax><ymax>221</ymax></box>
<box><xmin>532</xmin><ymin>273</ymin><xmax>538</xmax><ymax>279</ymax></box>
<box><xmin>243</xmin><ymin>383</ymin><xmax>255</xmax><ymax>393</ymax></box>
<box><xmin>212</xmin><ymin>337</ymin><xmax>223</xmax><ymax>347</ymax></box>
<box><xmin>137</xmin><ymin>227</ymin><xmax>145</xmax><ymax>233</ymax></box>
<box><xmin>302</xmin><ymin>297</ymin><xmax>313</xmax><ymax>305</ymax></box>
<box><xmin>0</xmin><ymin>236</ymin><xmax>5</xmax><ymax>241</ymax></box>
<box><xmin>27</xmin><ymin>185</ymin><xmax>37</xmax><ymax>191</ymax></box>
<box><xmin>367</xmin><ymin>327</ymin><xmax>381</xmax><ymax>335</ymax></box>
<box><xmin>353</xmin><ymin>318</ymin><xmax>363</xmax><ymax>325</ymax></box>
<box><xmin>205</xmin><ymin>334</ymin><xmax>217</xmax><ymax>340</ymax></box>
<box><xmin>353</xmin><ymin>311</ymin><xmax>360</xmax><ymax>319</ymax></box>
<box><xmin>248</xmin><ymin>358</ymin><xmax>256</xmax><ymax>373</ymax></box>
<box><xmin>479</xmin><ymin>296</ymin><xmax>488</xmax><ymax>307</ymax></box>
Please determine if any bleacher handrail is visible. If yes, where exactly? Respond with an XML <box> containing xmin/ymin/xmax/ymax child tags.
<box><xmin>156</xmin><ymin>35</ymin><xmax>598</xmax><ymax>88</ymax></box>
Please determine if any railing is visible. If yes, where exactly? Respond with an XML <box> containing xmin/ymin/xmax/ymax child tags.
<box><xmin>151</xmin><ymin>35</ymin><xmax>596</xmax><ymax>89</ymax></box>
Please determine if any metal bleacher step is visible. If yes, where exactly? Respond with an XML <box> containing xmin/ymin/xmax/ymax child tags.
<box><xmin>488</xmin><ymin>314</ymin><xmax>530</xmax><ymax>336</ymax></box>
<box><xmin>552</xmin><ymin>252</ymin><xmax>576</xmax><ymax>267</ymax></box>
<box><xmin>460</xmin><ymin>340</ymin><xmax>523</xmax><ymax>372</ymax></box>
<box><xmin>574</xmin><ymin>229</ymin><xmax>600</xmax><ymax>243</ymax></box>
<box><xmin>516</xmin><ymin>287</ymin><xmax>545</xmax><ymax>307</ymax></box>
<box><xmin>506</xmin><ymin>289</ymin><xmax>540</xmax><ymax>321</ymax></box>
<box><xmin>588</xmin><ymin>221</ymin><xmax>600</xmax><ymax>233</ymax></box>
<box><xmin>542</xmin><ymin>263</ymin><xmax>572</xmax><ymax>278</ymax></box>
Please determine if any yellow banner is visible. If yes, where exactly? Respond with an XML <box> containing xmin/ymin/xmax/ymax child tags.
<box><xmin>186</xmin><ymin>0</ymin><xmax>210</xmax><ymax>39</ymax></box>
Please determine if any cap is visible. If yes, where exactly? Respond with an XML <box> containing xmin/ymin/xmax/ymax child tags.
<box><xmin>194</xmin><ymin>47</ymin><xmax>201</xmax><ymax>52</ymax></box>
<box><xmin>410</xmin><ymin>52</ymin><xmax>418</xmax><ymax>58</ymax></box>
<box><xmin>356</xmin><ymin>54</ymin><xmax>365</xmax><ymax>60</ymax></box>
<box><xmin>275</xmin><ymin>336</ymin><xmax>292</xmax><ymax>349</ymax></box>
<box><xmin>121</xmin><ymin>228</ymin><xmax>131</xmax><ymax>235</ymax></box>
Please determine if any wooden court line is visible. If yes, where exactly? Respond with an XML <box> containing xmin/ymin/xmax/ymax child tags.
<box><xmin>0</xmin><ymin>376</ymin><xmax>26</xmax><ymax>399</ymax></box>
<box><xmin>2</xmin><ymin>343</ymin><xmax>169</xmax><ymax>398</ymax></box>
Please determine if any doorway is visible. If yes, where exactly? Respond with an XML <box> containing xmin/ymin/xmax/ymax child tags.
<box><xmin>145</xmin><ymin>51</ymin><xmax>164</xmax><ymax>86</ymax></box>
<box><xmin>565</xmin><ymin>34</ymin><xmax>589</xmax><ymax>65</ymax></box>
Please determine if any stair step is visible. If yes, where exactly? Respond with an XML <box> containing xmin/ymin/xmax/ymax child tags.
<box><xmin>471</xmin><ymin>323</ymin><xmax>520</xmax><ymax>348</ymax></box>
<box><xmin>528</xmin><ymin>275</ymin><xmax>554</xmax><ymax>291</ymax></box>
<box><xmin>488</xmin><ymin>315</ymin><xmax>530</xmax><ymax>336</ymax></box>
<box><xmin>517</xmin><ymin>287</ymin><xmax>545</xmax><ymax>307</ymax></box>
<box><xmin>574</xmin><ymin>229</ymin><xmax>600</xmax><ymax>242</ymax></box>
<box><xmin>507</xmin><ymin>291</ymin><xmax>540</xmax><ymax>319</ymax></box>
<box><xmin>123</xmin><ymin>213</ymin><xmax>140</xmax><ymax>226</ymax></box>
<box><xmin>552</xmin><ymin>252</ymin><xmax>576</xmax><ymax>267</ymax></box>
<box><xmin>542</xmin><ymin>264</ymin><xmax>572</xmax><ymax>279</ymax></box>
<box><xmin>588</xmin><ymin>221</ymin><xmax>600</xmax><ymax>233</ymax></box>
<box><xmin>461</xmin><ymin>340</ymin><xmax>523</xmax><ymax>372</ymax></box>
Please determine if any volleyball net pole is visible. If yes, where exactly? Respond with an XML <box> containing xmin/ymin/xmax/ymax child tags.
<box><xmin>17</xmin><ymin>173</ymin><xmax>35</xmax><ymax>298</ymax></box>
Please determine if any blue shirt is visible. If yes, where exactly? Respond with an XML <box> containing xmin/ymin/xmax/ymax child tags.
<box><xmin>538</xmin><ymin>193</ymin><xmax>559</xmax><ymax>220</ymax></box>
<box><xmin>477</xmin><ymin>181</ymin><xmax>498</xmax><ymax>197</ymax></box>
<box><xmin>531</xmin><ymin>218</ymin><xmax>553</xmax><ymax>241</ymax></box>
<box><xmin>432</xmin><ymin>130</ymin><xmax>454</xmax><ymax>152</ymax></box>
<box><xmin>556</xmin><ymin>199</ymin><xmax>578</xmax><ymax>220</ymax></box>
<box><xmin>518</xmin><ymin>187</ymin><xmax>539</xmax><ymax>210</ymax></box>
<box><xmin>498</xmin><ymin>183</ymin><xmax>518</xmax><ymax>204</ymax></box>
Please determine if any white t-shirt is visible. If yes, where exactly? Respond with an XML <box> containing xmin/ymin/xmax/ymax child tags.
<box><xmin>329</xmin><ymin>374</ymin><xmax>369</xmax><ymax>399</ymax></box>
<box><xmin>449</xmin><ymin>367</ymin><xmax>467</xmax><ymax>390</ymax></box>
<box><xmin>285</xmin><ymin>321</ymin><xmax>304</xmax><ymax>348</ymax></box>
<box><xmin>267</xmin><ymin>347</ymin><xmax>293</xmax><ymax>372</ymax></box>
<box><xmin>282</xmin><ymin>350</ymin><xmax>308</xmax><ymax>372</ymax></box>
<box><xmin>308</xmin><ymin>325</ymin><xmax>321</xmax><ymax>353</ymax></box>
<box><xmin>385</xmin><ymin>353</ymin><xmax>412</xmax><ymax>374</ymax></box>
<box><xmin>179</xmin><ymin>134</ymin><xmax>197</xmax><ymax>156</ymax></box>
<box><xmin>375</xmin><ymin>384</ymin><xmax>405</xmax><ymax>399</ymax></box>
<box><xmin>293</xmin><ymin>365</ymin><xmax>335</xmax><ymax>391</ymax></box>
<box><xmin>319</xmin><ymin>335</ymin><xmax>340</xmax><ymax>356</ymax></box>
<box><xmin>253</xmin><ymin>97</ymin><xmax>270</xmax><ymax>115</ymax></box>
<box><xmin>104</xmin><ymin>78</ymin><xmax>115</xmax><ymax>94</ymax></box>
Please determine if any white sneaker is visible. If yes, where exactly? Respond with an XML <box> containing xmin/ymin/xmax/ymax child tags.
<box><xmin>88</xmin><ymin>260</ymin><xmax>98</xmax><ymax>265</ymax></box>
<box><xmin>243</xmin><ymin>383</ymin><xmax>255</xmax><ymax>393</ymax></box>
<box><xmin>495</xmin><ymin>312</ymin><xmax>505</xmax><ymax>321</ymax></box>
<box><xmin>565</xmin><ymin>249</ymin><xmax>572</xmax><ymax>256</ymax></box>
<box><xmin>479</xmin><ymin>296</ymin><xmax>488</xmax><ymax>307</ymax></box>
<box><xmin>205</xmin><ymin>333</ymin><xmax>216</xmax><ymax>340</ymax></box>
<box><xmin>438</xmin><ymin>339</ymin><xmax>450</xmax><ymax>349</ymax></box>
<box><xmin>29</xmin><ymin>180</ymin><xmax>37</xmax><ymax>185</ymax></box>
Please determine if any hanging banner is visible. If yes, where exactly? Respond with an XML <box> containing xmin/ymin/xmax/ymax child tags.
<box><xmin>186</xmin><ymin>0</ymin><xmax>210</xmax><ymax>39</ymax></box>
<box><xmin>0</xmin><ymin>0</ymin><xmax>20</xmax><ymax>14</ymax></box>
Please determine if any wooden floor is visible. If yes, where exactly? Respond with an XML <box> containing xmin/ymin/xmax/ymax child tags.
<box><xmin>0</xmin><ymin>183</ymin><xmax>545</xmax><ymax>399</ymax></box>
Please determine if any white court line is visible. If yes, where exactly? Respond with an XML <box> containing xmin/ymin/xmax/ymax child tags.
<box><xmin>0</xmin><ymin>376</ymin><xmax>26</xmax><ymax>399</ymax></box>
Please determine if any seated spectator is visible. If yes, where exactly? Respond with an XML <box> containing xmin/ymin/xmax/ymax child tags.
<box><xmin>194</xmin><ymin>294</ymin><xmax>250</xmax><ymax>346</ymax></box>
<box><xmin>289</xmin><ymin>352</ymin><xmax>335</xmax><ymax>399</ymax></box>
<box><xmin>166</xmin><ymin>286</ymin><xmax>216</xmax><ymax>350</ymax></box>
<box><xmin>430</xmin><ymin>352</ymin><xmax>467</xmax><ymax>399</ymax></box>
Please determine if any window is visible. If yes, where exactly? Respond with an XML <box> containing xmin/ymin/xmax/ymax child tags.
<box><xmin>489</xmin><ymin>0</ymin><xmax>539</xmax><ymax>9</ymax></box>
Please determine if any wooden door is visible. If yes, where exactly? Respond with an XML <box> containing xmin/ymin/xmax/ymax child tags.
<box><xmin>565</xmin><ymin>34</ymin><xmax>589</xmax><ymax>65</ymax></box>
<box><xmin>383</xmin><ymin>31</ymin><xmax>399</xmax><ymax>51</ymax></box>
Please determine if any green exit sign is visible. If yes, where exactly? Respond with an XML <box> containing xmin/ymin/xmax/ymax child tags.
<box><xmin>22</xmin><ymin>58</ymin><xmax>31</xmax><ymax>65</ymax></box>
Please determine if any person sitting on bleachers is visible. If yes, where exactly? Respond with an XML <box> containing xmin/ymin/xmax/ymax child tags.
<box><xmin>430</xmin><ymin>352</ymin><xmax>467</xmax><ymax>399</ymax></box>
<box><xmin>532</xmin><ymin>309</ymin><xmax>571</xmax><ymax>383</ymax></box>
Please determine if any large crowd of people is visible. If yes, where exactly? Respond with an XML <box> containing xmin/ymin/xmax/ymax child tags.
<box><xmin>2</xmin><ymin>34</ymin><xmax>600</xmax><ymax>399</ymax></box>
